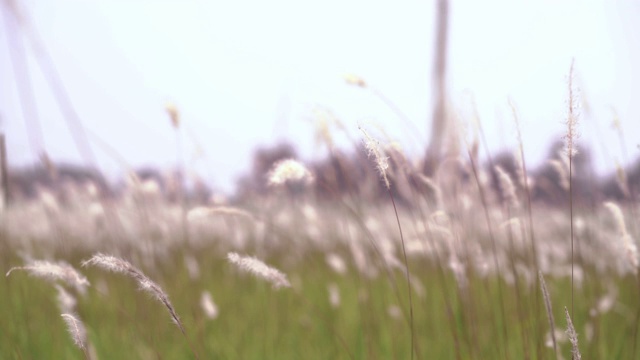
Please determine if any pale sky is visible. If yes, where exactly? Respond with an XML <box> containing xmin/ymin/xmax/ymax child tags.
<box><xmin>1</xmin><ymin>1</ymin><xmax>639</xmax><ymax>194</ymax></box>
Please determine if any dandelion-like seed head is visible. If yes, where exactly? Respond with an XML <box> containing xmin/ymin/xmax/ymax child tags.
<box><xmin>267</xmin><ymin>159</ymin><xmax>314</xmax><ymax>187</ymax></box>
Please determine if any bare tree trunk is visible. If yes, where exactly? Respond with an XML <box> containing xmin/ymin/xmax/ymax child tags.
<box><xmin>425</xmin><ymin>0</ymin><xmax>449</xmax><ymax>174</ymax></box>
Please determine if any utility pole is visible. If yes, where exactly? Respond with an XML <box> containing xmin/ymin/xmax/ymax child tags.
<box><xmin>425</xmin><ymin>0</ymin><xmax>450</xmax><ymax>174</ymax></box>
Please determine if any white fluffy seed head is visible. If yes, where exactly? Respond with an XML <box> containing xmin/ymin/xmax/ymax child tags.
<box><xmin>200</xmin><ymin>291</ymin><xmax>219</xmax><ymax>320</ymax></box>
<box><xmin>267</xmin><ymin>159</ymin><xmax>314</xmax><ymax>187</ymax></box>
<box><xmin>325</xmin><ymin>253</ymin><xmax>347</xmax><ymax>275</ymax></box>
<box><xmin>359</xmin><ymin>126</ymin><xmax>390</xmax><ymax>189</ymax></box>
<box><xmin>604</xmin><ymin>201</ymin><xmax>627</xmax><ymax>236</ymax></box>
<box><xmin>227</xmin><ymin>252</ymin><xmax>291</xmax><ymax>289</ymax></box>
<box><xmin>187</xmin><ymin>206</ymin><xmax>254</xmax><ymax>222</ymax></box>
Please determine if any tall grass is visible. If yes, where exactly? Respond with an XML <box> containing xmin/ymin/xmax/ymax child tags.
<box><xmin>2</xmin><ymin>63</ymin><xmax>639</xmax><ymax>359</ymax></box>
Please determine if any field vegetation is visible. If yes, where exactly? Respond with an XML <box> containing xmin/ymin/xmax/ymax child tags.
<box><xmin>2</xmin><ymin>71</ymin><xmax>640</xmax><ymax>360</ymax></box>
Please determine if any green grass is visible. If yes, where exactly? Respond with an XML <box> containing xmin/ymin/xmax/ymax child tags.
<box><xmin>1</xmin><ymin>242</ymin><xmax>638</xmax><ymax>359</ymax></box>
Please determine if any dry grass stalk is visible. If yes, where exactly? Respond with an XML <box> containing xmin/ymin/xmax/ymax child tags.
<box><xmin>564</xmin><ymin>306</ymin><xmax>581</xmax><ymax>360</ymax></box>
<box><xmin>6</xmin><ymin>260</ymin><xmax>89</xmax><ymax>294</ymax></box>
<box><xmin>539</xmin><ymin>272</ymin><xmax>559</xmax><ymax>359</ymax></box>
<box><xmin>82</xmin><ymin>253</ymin><xmax>186</xmax><ymax>334</ymax></box>
<box><xmin>227</xmin><ymin>252</ymin><xmax>291</xmax><ymax>289</ymax></box>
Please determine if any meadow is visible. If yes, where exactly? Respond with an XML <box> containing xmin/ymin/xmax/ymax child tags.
<box><xmin>2</xmin><ymin>76</ymin><xmax>639</xmax><ymax>360</ymax></box>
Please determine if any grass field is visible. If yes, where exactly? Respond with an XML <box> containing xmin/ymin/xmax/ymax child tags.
<box><xmin>1</xmin><ymin>168</ymin><xmax>639</xmax><ymax>359</ymax></box>
<box><xmin>1</xmin><ymin>65</ymin><xmax>638</xmax><ymax>360</ymax></box>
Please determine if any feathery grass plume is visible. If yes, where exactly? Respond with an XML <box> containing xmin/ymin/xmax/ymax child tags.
<box><xmin>605</xmin><ymin>201</ymin><xmax>628</xmax><ymax>235</ymax></box>
<box><xmin>604</xmin><ymin>201</ymin><xmax>638</xmax><ymax>273</ymax></box>
<box><xmin>165</xmin><ymin>102</ymin><xmax>180</xmax><ymax>129</ymax></box>
<box><xmin>200</xmin><ymin>291</ymin><xmax>219</xmax><ymax>320</ymax></box>
<box><xmin>343</xmin><ymin>74</ymin><xmax>367</xmax><ymax>87</ymax></box>
<box><xmin>494</xmin><ymin>165</ymin><xmax>519</xmax><ymax>208</ymax></box>
<box><xmin>227</xmin><ymin>252</ymin><xmax>291</xmax><ymax>289</ymax></box>
<box><xmin>564</xmin><ymin>60</ymin><xmax>580</xmax><ymax>159</ymax></box>
<box><xmin>267</xmin><ymin>159</ymin><xmax>314</xmax><ymax>187</ymax></box>
<box><xmin>187</xmin><ymin>206</ymin><xmax>254</xmax><ymax>222</ymax></box>
<box><xmin>564</xmin><ymin>306</ymin><xmax>581</xmax><ymax>360</ymax></box>
<box><xmin>358</xmin><ymin>125</ymin><xmax>390</xmax><ymax>189</ymax></box>
<box><xmin>61</xmin><ymin>313</ymin><xmax>88</xmax><ymax>352</ymax></box>
<box><xmin>82</xmin><ymin>254</ymin><xmax>186</xmax><ymax>334</ymax></box>
<box><xmin>539</xmin><ymin>272</ymin><xmax>559</xmax><ymax>359</ymax></box>
<box><xmin>6</xmin><ymin>260</ymin><xmax>90</xmax><ymax>294</ymax></box>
